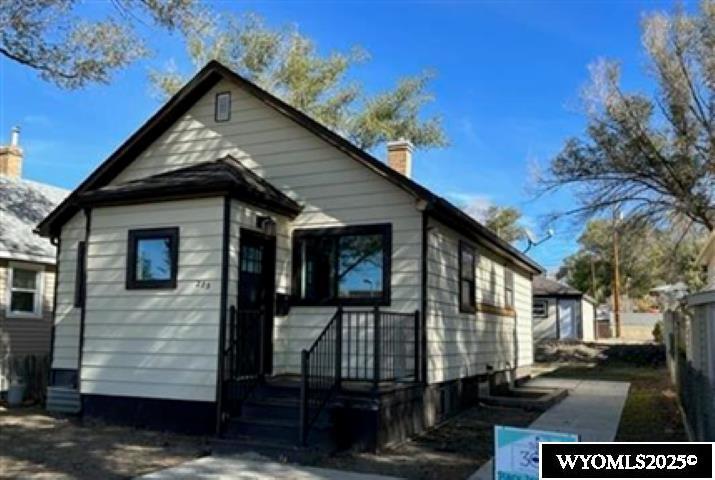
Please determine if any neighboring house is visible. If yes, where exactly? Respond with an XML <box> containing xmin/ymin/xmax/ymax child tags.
<box><xmin>532</xmin><ymin>276</ymin><xmax>596</xmax><ymax>342</ymax></box>
<box><xmin>661</xmin><ymin>233</ymin><xmax>715</xmax><ymax>440</ymax></box>
<box><xmin>38</xmin><ymin>61</ymin><xmax>543</xmax><ymax>449</ymax></box>
<box><xmin>0</xmin><ymin>128</ymin><xmax>68</xmax><ymax>393</ymax></box>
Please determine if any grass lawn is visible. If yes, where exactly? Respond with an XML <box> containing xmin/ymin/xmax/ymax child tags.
<box><xmin>542</xmin><ymin>362</ymin><xmax>687</xmax><ymax>442</ymax></box>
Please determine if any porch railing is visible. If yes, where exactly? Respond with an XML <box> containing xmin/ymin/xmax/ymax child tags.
<box><xmin>223</xmin><ymin>306</ymin><xmax>263</xmax><ymax>417</ymax></box>
<box><xmin>299</xmin><ymin>306</ymin><xmax>420</xmax><ymax>444</ymax></box>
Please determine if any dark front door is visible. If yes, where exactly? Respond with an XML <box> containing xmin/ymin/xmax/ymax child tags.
<box><xmin>238</xmin><ymin>229</ymin><xmax>276</xmax><ymax>375</ymax></box>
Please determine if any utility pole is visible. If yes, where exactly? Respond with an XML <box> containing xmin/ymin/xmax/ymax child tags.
<box><xmin>612</xmin><ymin>211</ymin><xmax>622</xmax><ymax>338</ymax></box>
<box><xmin>590</xmin><ymin>254</ymin><xmax>597</xmax><ymax>298</ymax></box>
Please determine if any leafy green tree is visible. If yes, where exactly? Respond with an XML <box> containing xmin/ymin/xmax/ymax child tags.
<box><xmin>149</xmin><ymin>14</ymin><xmax>447</xmax><ymax>151</ymax></box>
<box><xmin>539</xmin><ymin>1</ymin><xmax>715</xmax><ymax>231</ymax></box>
<box><xmin>483</xmin><ymin>206</ymin><xmax>526</xmax><ymax>243</ymax></box>
<box><xmin>0</xmin><ymin>0</ymin><xmax>209</xmax><ymax>88</ymax></box>
<box><xmin>558</xmin><ymin>218</ymin><xmax>705</xmax><ymax>303</ymax></box>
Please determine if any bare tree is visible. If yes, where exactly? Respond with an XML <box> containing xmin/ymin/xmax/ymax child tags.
<box><xmin>539</xmin><ymin>1</ymin><xmax>715</xmax><ymax>231</ymax></box>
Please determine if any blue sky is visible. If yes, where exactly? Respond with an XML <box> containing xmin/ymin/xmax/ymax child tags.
<box><xmin>0</xmin><ymin>0</ymin><xmax>684</xmax><ymax>271</ymax></box>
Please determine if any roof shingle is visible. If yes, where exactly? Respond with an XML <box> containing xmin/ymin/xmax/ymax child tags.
<box><xmin>1</xmin><ymin>176</ymin><xmax>68</xmax><ymax>263</ymax></box>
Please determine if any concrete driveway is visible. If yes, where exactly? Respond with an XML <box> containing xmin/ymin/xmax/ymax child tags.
<box><xmin>468</xmin><ymin>377</ymin><xmax>630</xmax><ymax>480</ymax></box>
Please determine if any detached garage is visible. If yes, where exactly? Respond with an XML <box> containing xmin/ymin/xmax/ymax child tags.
<box><xmin>532</xmin><ymin>276</ymin><xmax>596</xmax><ymax>342</ymax></box>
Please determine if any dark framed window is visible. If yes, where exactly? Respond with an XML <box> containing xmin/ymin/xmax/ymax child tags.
<box><xmin>73</xmin><ymin>241</ymin><xmax>86</xmax><ymax>307</ymax></box>
<box><xmin>533</xmin><ymin>299</ymin><xmax>547</xmax><ymax>318</ymax></box>
<box><xmin>292</xmin><ymin>224</ymin><xmax>391</xmax><ymax>306</ymax></box>
<box><xmin>504</xmin><ymin>269</ymin><xmax>515</xmax><ymax>308</ymax></box>
<box><xmin>459</xmin><ymin>241</ymin><xmax>476</xmax><ymax>313</ymax></box>
<box><xmin>126</xmin><ymin>228</ymin><xmax>179</xmax><ymax>289</ymax></box>
<box><xmin>215</xmin><ymin>91</ymin><xmax>231</xmax><ymax>122</ymax></box>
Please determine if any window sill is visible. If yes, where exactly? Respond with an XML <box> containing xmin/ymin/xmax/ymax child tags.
<box><xmin>476</xmin><ymin>303</ymin><xmax>516</xmax><ymax>317</ymax></box>
<box><xmin>5</xmin><ymin>312</ymin><xmax>43</xmax><ymax>320</ymax></box>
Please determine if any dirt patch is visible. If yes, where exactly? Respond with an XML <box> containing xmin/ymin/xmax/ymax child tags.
<box><xmin>311</xmin><ymin>405</ymin><xmax>541</xmax><ymax>480</ymax></box>
<box><xmin>0</xmin><ymin>406</ymin><xmax>210</xmax><ymax>479</ymax></box>
<box><xmin>535</xmin><ymin>341</ymin><xmax>665</xmax><ymax>367</ymax></box>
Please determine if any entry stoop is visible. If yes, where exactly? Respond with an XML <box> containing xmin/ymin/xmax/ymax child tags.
<box><xmin>219</xmin><ymin>377</ymin><xmax>336</xmax><ymax>457</ymax></box>
<box><xmin>46</xmin><ymin>386</ymin><xmax>81</xmax><ymax>414</ymax></box>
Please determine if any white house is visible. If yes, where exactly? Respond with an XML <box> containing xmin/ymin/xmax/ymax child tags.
<box><xmin>38</xmin><ymin>61</ymin><xmax>543</xmax><ymax>449</ymax></box>
<box><xmin>532</xmin><ymin>276</ymin><xmax>596</xmax><ymax>342</ymax></box>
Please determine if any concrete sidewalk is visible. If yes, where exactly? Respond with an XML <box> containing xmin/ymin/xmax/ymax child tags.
<box><xmin>468</xmin><ymin>377</ymin><xmax>630</xmax><ymax>480</ymax></box>
<box><xmin>136</xmin><ymin>452</ymin><xmax>401</xmax><ymax>480</ymax></box>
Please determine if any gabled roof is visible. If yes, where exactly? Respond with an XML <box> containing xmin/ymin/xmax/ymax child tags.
<box><xmin>533</xmin><ymin>275</ymin><xmax>593</xmax><ymax>302</ymax></box>
<box><xmin>78</xmin><ymin>155</ymin><xmax>302</xmax><ymax>218</ymax></box>
<box><xmin>36</xmin><ymin>60</ymin><xmax>543</xmax><ymax>274</ymax></box>
<box><xmin>1</xmin><ymin>175</ymin><xmax>68</xmax><ymax>264</ymax></box>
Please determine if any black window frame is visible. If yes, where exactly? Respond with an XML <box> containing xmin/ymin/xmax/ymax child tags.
<box><xmin>215</xmin><ymin>91</ymin><xmax>231</xmax><ymax>122</ymax></box>
<box><xmin>533</xmin><ymin>299</ymin><xmax>548</xmax><ymax>318</ymax></box>
<box><xmin>504</xmin><ymin>268</ymin><xmax>515</xmax><ymax>309</ymax></box>
<box><xmin>126</xmin><ymin>227</ymin><xmax>179</xmax><ymax>290</ymax></box>
<box><xmin>73</xmin><ymin>241</ymin><xmax>86</xmax><ymax>307</ymax></box>
<box><xmin>458</xmin><ymin>240</ymin><xmax>476</xmax><ymax>313</ymax></box>
<box><xmin>291</xmin><ymin>224</ymin><xmax>392</xmax><ymax>306</ymax></box>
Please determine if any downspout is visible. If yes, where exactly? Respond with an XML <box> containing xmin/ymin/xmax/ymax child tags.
<box><xmin>47</xmin><ymin>236</ymin><xmax>60</xmax><ymax>390</ymax></box>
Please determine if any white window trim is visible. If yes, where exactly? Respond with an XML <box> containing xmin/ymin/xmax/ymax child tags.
<box><xmin>6</xmin><ymin>261</ymin><xmax>45</xmax><ymax>319</ymax></box>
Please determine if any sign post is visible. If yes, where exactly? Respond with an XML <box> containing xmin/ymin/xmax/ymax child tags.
<box><xmin>494</xmin><ymin>425</ymin><xmax>578</xmax><ymax>480</ymax></box>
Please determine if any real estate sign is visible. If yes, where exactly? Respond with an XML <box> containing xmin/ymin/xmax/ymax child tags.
<box><xmin>494</xmin><ymin>425</ymin><xmax>579</xmax><ymax>480</ymax></box>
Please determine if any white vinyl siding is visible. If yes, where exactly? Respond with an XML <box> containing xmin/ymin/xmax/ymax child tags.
<box><xmin>80</xmin><ymin>198</ymin><xmax>223</xmax><ymax>402</ymax></box>
<box><xmin>426</xmin><ymin>217</ymin><xmax>533</xmax><ymax>384</ymax></box>
<box><xmin>581</xmin><ymin>299</ymin><xmax>596</xmax><ymax>342</ymax></box>
<box><xmin>52</xmin><ymin>212</ymin><xmax>86</xmax><ymax>370</ymax></box>
<box><xmin>532</xmin><ymin>298</ymin><xmax>558</xmax><ymax>341</ymax></box>
<box><xmin>109</xmin><ymin>79</ymin><xmax>423</xmax><ymax>376</ymax></box>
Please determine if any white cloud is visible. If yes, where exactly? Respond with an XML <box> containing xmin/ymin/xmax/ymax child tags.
<box><xmin>446</xmin><ymin>192</ymin><xmax>493</xmax><ymax>222</ymax></box>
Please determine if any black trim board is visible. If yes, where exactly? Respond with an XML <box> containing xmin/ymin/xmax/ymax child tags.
<box><xmin>35</xmin><ymin>60</ymin><xmax>542</xmax><ymax>275</ymax></box>
<box><xmin>82</xmin><ymin>394</ymin><xmax>216</xmax><ymax>435</ymax></box>
<box><xmin>215</xmin><ymin>196</ymin><xmax>231</xmax><ymax>433</ymax></box>
<box><xmin>77</xmin><ymin>208</ymin><xmax>91</xmax><ymax>393</ymax></box>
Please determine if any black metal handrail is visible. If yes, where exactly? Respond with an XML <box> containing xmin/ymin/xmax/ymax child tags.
<box><xmin>299</xmin><ymin>306</ymin><xmax>343</xmax><ymax>445</ymax></box>
<box><xmin>223</xmin><ymin>306</ymin><xmax>263</xmax><ymax>418</ymax></box>
<box><xmin>299</xmin><ymin>306</ymin><xmax>420</xmax><ymax>445</ymax></box>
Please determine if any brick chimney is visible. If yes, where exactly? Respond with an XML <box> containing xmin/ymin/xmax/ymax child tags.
<box><xmin>387</xmin><ymin>138</ymin><xmax>413</xmax><ymax>178</ymax></box>
<box><xmin>0</xmin><ymin>127</ymin><xmax>22</xmax><ymax>178</ymax></box>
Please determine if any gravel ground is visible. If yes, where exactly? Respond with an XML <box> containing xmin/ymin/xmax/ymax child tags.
<box><xmin>0</xmin><ymin>406</ymin><xmax>210</xmax><ymax>480</ymax></box>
